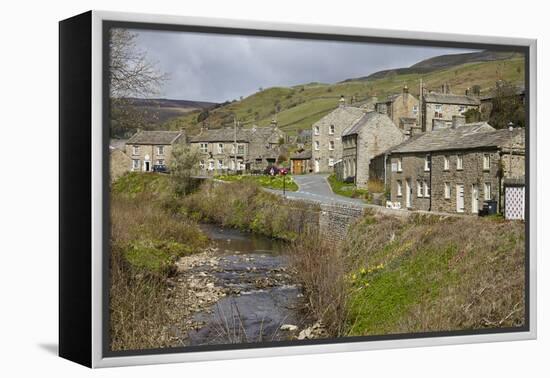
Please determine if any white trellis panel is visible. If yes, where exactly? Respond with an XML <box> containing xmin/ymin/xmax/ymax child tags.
<box><xmin>505</xmin><ymin>186</ymin><xmax>525</xmax><ymax>220</ymax></box>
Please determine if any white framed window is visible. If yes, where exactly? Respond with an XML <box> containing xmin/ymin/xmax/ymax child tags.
<box><xmin>444</xmin><ymin>155</ymin><xmax>450</xmax><ymax>171</ymax></box>
<box><xmin>217</xmin><ymin>143</ymin><xmax>224</xmax><ymax>154</ymax></box>
<box><xmin>435</xmin><ymin>104</ymin><xmax>442</xmax><ymax>111</ymax></box>
<box><xmin>208</xmin><ymin>160</ymin><xmax>214</xmax><ymax>170</ymax></box>
<box><xmin>156</xmin><ymin>145</ymin><xmax>165</xmax><ymax>155</ymax></box>
<box><xmin>328</xmin><ymin>158</ymin><xmax>334</xmax><ymax>167</ymax></box>
<box><xmin>200</xmin><ymin>143</ymin><xmax>208</xmax><ymax>153</ymax></box>
<box><xmin>397</xmin><ymin>157</ymin><xmax>402</xmax><ymax>172</ymax></box>
<box><xmin>444</xmin><ymin>182</ymin><xmax>451</xmax><ymax>199</ymax></box>
<box><xmin>424</xmin><ymin>155</ymin><xmax>431</xmax><ymax>171</ymax></box>
<box><xmin>329</xmin><ymin>124</ymin><xmax>335</xmax><ymax>135</ymax></box>
<box><xmin>484</xmin><ymin>182</ymin><xmax>491</xmax><ymax>201</ymax></box>
<box><xmin>237</xmin><ymin>144</ymin><xmax>245</xmax><ymax>155</ymax></box>
<box><xmin>314</xmin><ymin>141</ymin><xmax>320</xmax><ymax>151</ymax></box>
<box><xmin>132</xmin><ymin>159</ymin><xmax>140</xmax><ymax>171</ymax></box>
<box><xmin>132</xmin><ymin>145</ymin><xmax>139</xmax><ymax>155</ymax></box>
<box><xmin>424</xmin><ymin>181</ymin><xmax>430</xmax><ymax>197</ymax></box>
<box><xmin>456</xmin><ymin>154</ymin><xmax>463</xmax><ymax>170</ymax></box>
<box><xmin>397</xmin><ymin>180</ymin><xmax>402</xmax><ymax>197</ymax></box>
<box><xmin>217</xmin><ymin>159</ymin><xmax>223</xmax><ymax>169</ymax></box>
<box><xmin>417</xmin><ymin>180</ymin><xmax>423</xmax><ymax>197</ymax></box>
<box><xmin>483</xmin><ymin>153</ymin><xmax>490</xmax><ymax>171</ymax></box>
<box><xmin>199</xmin><ymin>160</ymin><xmax>205</xmax><ymax>169</ymax></box>
<box><xmin>413</xmin><ymin>105</ymin><xmax>418</xmax><ymax>114</ymax></box>
<box><xmin>156</xmin><ymin>159</ymin><xmax>165</xmax><ymax>165</ymax></box>
<box><xmin>329</xmin><ymin>140</ymin><xmax>335</xmax><ymax>150</ymax></box>
<box><xmin>314</xmin><ymin>126</ymin><xmax>320</xmax><ymax>136</ymax></box>
<box><xmin>459</xmin><ymin>105</ymin><xmax>466</xmax><ymax>114</ymax></box>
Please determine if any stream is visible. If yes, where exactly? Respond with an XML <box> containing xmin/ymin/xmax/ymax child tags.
<box><xmin>178</xmin><ymin>224</ymin><xmax>311</xmax><ymax>346</ymax></box>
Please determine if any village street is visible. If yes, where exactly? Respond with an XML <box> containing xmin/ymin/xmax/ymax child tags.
<box><xmin>269</xmin><ymin>174</ymin><xmax>366</xmax><ymax>207</ymax></box>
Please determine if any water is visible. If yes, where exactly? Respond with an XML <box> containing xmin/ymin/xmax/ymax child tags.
<box><xmin>185</xmin><ymin>224</ymin><xmax>307</xmax><ymax>346</ymax></box>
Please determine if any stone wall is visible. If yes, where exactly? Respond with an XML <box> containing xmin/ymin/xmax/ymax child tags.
<box><xmin>318</xmin><ymin>204</ymin><xmax>365</xmax><ymax>245</ymax></box>
<box><xmin>388</xmin><ymin>92</ymin><xmax>419</xmax><ymax>126</ymax></box>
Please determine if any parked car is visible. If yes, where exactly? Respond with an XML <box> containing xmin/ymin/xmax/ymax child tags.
<box><xmin>153</xmin><ymin>165</ymin><xmax>168</xmax><ymax>173</ymax></box>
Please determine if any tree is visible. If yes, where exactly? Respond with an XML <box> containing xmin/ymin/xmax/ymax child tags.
<box><xmin>109</xmin><ymin>29</ymin><xmax>167</xmax><ymax>137</ymax></box>
<box><xmin>464</xmin><ymin>108</ymin><xmax>481</xmax><ymax>123</ymax></box>
<box><xmin>169</xmin><ymin>144</ymin><xmax>201</xmax><ymax>196</ymax></box>
<box><xmin>488</xmin><ymin>82</ymin><xmax>525</xmax><ymax>129</ymax></box>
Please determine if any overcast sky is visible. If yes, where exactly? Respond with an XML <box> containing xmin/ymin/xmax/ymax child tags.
<box><xmin>130</xmin><ymin>29</ymin><xmax>477</xmax><ymax>103</ymax></box>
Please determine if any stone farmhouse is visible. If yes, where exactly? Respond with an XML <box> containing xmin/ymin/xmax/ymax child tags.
<box><xmin>373</xmin><ymin>116</ymin><xmax>525</xmax><ymax>214</ymax></box>
<box><xmin>422</xmin><ymin>91</ymin><xmax>480</xmax><ymax>132</ymax></box>
<box><xmin>189</xmin><ymin>125</ymin><xmax>284</xmax><ymax>174</ymax></box>
<box><xmin>311</xmin><ymin>98</ymin><xmax>365</xmax><ymax>173</ymax></box>
<box><xmin>125</xmin><ymin>130</ymin><xmax>186</xmax><ymax>172</ymax></box>
<box><xmin>338</xmin><ymin>111</ymin><xmax>405</xmax><ymax>189</ymax></box>
<box><xmin>375</xmin><ymin>86</ymin><xmax>420</xmax><ymax>132</ymax></box>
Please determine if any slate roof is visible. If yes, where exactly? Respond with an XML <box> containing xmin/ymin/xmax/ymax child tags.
<box><xmin>423</xmin><ymin>93</ymin><xmax>480</xmax><ymax>106</ymax></box>
<box><xmin>390</xmin><ymin>123</ymin><xmax>525</xmax><ymax>154</ymax></box>
<box><xmin>189</xmin><ymin>126</ymin><xmax>282</xmax><ymax>143</ymax></box>
<box><xmin>126</xmin><ymin>131</ymin><xmax>183</xmax><ymax>145</ymax></box>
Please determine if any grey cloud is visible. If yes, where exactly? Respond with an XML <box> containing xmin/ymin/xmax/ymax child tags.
<box><xmin>132</xmin><ymin>29</ymin><xmax>476</xmax><ymax>103</ymax></box>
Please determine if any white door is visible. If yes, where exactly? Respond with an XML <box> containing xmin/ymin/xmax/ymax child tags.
<box><xmin>405</xmin><ymin>179</ymin><xmax>412</xmax><ymax>208</ymax></box>
<box><xmin>456</xmin><ymin>184</ymin><xmax>464</xmax><ymax>213</ymax></box>
<box><xmin>471</xmin><ymin>184</ymin><xmax>479</xmax><ymax>214</ymax></box>
<box><xmin>314</xmin><ymin>159</ymin><xmax>320</xmax><ymax>173</ymax></box>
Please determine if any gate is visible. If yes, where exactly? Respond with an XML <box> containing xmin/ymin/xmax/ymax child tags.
<box><xmin>504</xmin><ymin>178</ymin><xmax>525</xmax><ymax>220</ymax></box>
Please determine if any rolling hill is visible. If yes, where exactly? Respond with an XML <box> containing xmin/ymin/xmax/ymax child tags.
<box><xmin>152</xmin><ymin>50</ymin><xmax>525</xmax><ymax>136</ymax></box>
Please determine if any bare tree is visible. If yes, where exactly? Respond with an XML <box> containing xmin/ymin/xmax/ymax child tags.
<box><xmin>109</xmin><ymin>29</ymin><xmax>167</xmax><ymax>137</ymax></box>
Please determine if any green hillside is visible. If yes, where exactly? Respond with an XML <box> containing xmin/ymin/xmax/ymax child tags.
<box><xmin>164</xmin><ymin>55</ymin><xmax>525</xmax><ymax>136</ymax></box>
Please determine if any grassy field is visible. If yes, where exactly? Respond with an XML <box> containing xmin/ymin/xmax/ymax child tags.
<box><xmin>163</xmin><ymin>56</ymin><xmax>525</xmax><ymax>136</ymax></box>
<box><xmin>215</xmin><ymin>174</ymin><xmax>299</xmax><ymax>192</ymax></box>
<box><xmin>290</xmin><ymin>210</ymin><xmax>526</xmax><ymax>337</ymax></box>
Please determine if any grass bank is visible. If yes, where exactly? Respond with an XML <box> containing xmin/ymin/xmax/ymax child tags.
<box><xmin>215</xmin><ymin>174</ymin><xmax>299</xmax><ymax>192</ymax></box>
<box><xmin>183</xmin><ymin>180</ymin><xmax>318</xmax><ymax>241</ymax></box>
<box><xmin>291</xmin><ymin>211</ymin><xmax>525</xmax><ymax>337</ymax></box>
<box><xmin>110</xmin><ymin>173</ymin><xmax>208</xmax><ymax>351</ymax></box>
<box><xmin>327</xmin><ymin>174</ymin><xmax>370</xmax><ymax>201</ymax></box>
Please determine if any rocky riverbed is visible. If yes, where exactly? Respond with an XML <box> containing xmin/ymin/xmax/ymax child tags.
<box><xmin>165</xmin><ymin>224</ymin><xmax>327</xmax><ymax>347</ymax></box>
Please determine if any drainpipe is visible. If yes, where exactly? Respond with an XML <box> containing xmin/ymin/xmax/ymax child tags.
<box><xmin>428</xmin><ymin>153</ymin><xmax>432</xmax><ymax>212</ymax></box>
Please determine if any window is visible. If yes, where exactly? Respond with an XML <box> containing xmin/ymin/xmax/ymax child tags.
<box><xmin>156</xmin><ymin>159</ymin><xmax>165</xmax><ymax>166</ymax></box>
<box><xmin>132</xmin><ymin>145</ymin><xmax>139</xmax><ymax>155</ymax></box>
<box><xmin>456</xmin><ymin>155</ymin><xmax>463</xmax><ymax>170</ymax></box>
<box><xmin>217</xmin><ymin>159</ymin><xmax>223</xmax><ymax>169</ymax></box>
<box><xmin>208</xmin><ymin>160</ymin><xmax>214</xmax><ymax>170</ymax></box>
<box><xmin>199</xmin><ymin>160</ymin><xmax>205</xmax><ymax>169</ymax></box>
<box><xmin>217</xmin><ymin>143</ymin><xmax>224</xmax><ymax>154</ymax></box>
<box><xmin>443</xmin><ymin>155</ymin><xmax>450</xmax><ymax>171</ymax></box>
<box><xmin>434</xmin><ymin>104</ymin><xmax>443</xmax><ymax>118</ymax></box>
<box><xmin>413</xmin><ymin>105</ymin><xmax>418</xmax><ymax>115</ymax></box>
<box><xmin>397</xmin><ymin>180</ymin><xmax>402</xmax><ymax>197</ymax></box>
<box><xmin>483</xmin><ymin>154</ymin><xmax>490</xmax><ymax>171</ymax></box>
<box><xmin>329</xmin><ymin>140</ymin><xmax>335</xmax><ymax>150</ymax></box>
<box><xmin>444</xmin><ymin>182</ymin><xmax>451</xmax><ymax>199</ymax></box>
<box><xmin>417</xmin><ymin>180</ymin><xmax>423</xmax><ymax>197</ymax></box>
<box><xmin>424</xmin><ymin>181</ymin><xmax>430</xmax><ymax>197</ymax></box>
<box><xmin>314</xmin><ymin>141</ymin><xmax>320</xmax><ymax>151</ymax></box>
<box><xmin>314</xmin><ymin>126</ymin><xmax>320</xmax><ymax>136</ymax></box>
<box><xmin>424</xmin><ymin>155</ymin><xmax>431</xmax><ymax>171</ymax></box>
<box><xmin>329</xmin><ymin>124</ymin><xmax>335</xmax><ymax>135</ymax></box>
<box><xmin>484</xmin><ymin>182</ymin><xmax>491</xmax><ymax>200</ymax></box>
<box><xmin>328</xmin><ymin>158</ymin><xmax>334</xmax><ymax>167</ymax></box>
<box><xmin>200</xmin><ymin>143</ymin><xmax>208</xmax><ymax>153</ymax></box>
<box><xmin>156</xmin><ymin>146</ymin><xmax>165</xmax><ymax>155</ymax></box>
<box><xmin>132</xmin><ymin>159</ymin><xmax>140</xmax><ymax>171</ymax></box>
<box><xmin>237</xmin><ymin>144</ymin><xmax>245</xmax><ymax>155</ymax></box>
<box><xmin>459</xmin><ymin>105</ymin><xmax>466</xmax><ymax>114</ymax></box>
<box><xmin>397</xmin><ymin>157</ymin><xmax>402</xmax><ymax>172</ymax></box>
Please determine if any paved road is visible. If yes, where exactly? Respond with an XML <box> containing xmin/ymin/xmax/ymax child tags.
<box><xmin>270</xmin><ymin>174</ymin><xmax>367</xmax><ymax>207</ymax></box>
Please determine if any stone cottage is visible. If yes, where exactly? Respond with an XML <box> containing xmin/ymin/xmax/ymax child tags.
<box><xmin>189</xmin><ymin>125</ymin><xmax>284</xmax><ymax>174</ymax></box>
<box><xmin>422</xmin><ymin>91</ymin><xmax>480</xmax><ymax>132</ymax></box>
<box><xmin>290</xmin><ymin>149</ymin><xmax>312</xmax><ymax>174</ymax></box>
<box><xmin>375</xmin><ymin>86</ymin><xmax>420</xmax><ymax>131</ymax></box>
<box><xmin>381</xmin><ymin>117</ymin><xmax>525</xmax><ymax>214</ymax></box>
<box><xmin>125</xmin><ymin>130</ymin><xmax>186</xmax><ymax>172</ymax></box>
<box><xmin>339</xmin><ymin>111</ymin><xmax>405</xmax><ymax>189</ymax></box>
<box><xmin>311</xmin><ymin>98</ymin><xmax>364</xmax><ymax>173</ymax></box>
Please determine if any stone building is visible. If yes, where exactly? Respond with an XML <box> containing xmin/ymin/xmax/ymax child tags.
<box><xmin>311</xmin><ymin>99</ymin><xmax>364</xmax><ymax>173</ymax></box>
<box><xmin>340</xmin><ymin>111</ymin><xmax>405</xmax><ymax>188</ymax></box>
<box><xmin>189</xmin><ymin>125</ymin><xmax>284</xmax><ymax>174</ymax></box>
<box><xmin>290</xmin><ymin>149</ymin><xmax>312</xmax><ymax>174</ymax></box>
<box><xmin>125</xmin><ymin>130</ymin><xmax>186</xmax><ymax>172</ymax></box>
<box><xmin>422</xmin><ymin>92</ymin><xmax>480</xmax><ymax>132</ymax></box>
<box><xmin>375</xmin><ymin>86</ymin><xmax>419</xmax><ymax>131</ymax></box>
<box><xmin>382</xmin><ymin>118</ymin><xmax>525</xmax><ymax>214</ymax></box>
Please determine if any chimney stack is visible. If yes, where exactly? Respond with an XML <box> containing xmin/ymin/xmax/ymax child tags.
<box><xmin>452</xmin><ymin>115</ymin><xmax>466</xmax><ymax>129</ymax></box>
<box><xmin>339</xmin><ymin>95</ymin><xmax>345</xmax><ymax>107</ymax></box>
<box><xmin>403</xmin><ymin>84</ymin><xmax>409</xmax><ymax>94</ymax></box>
